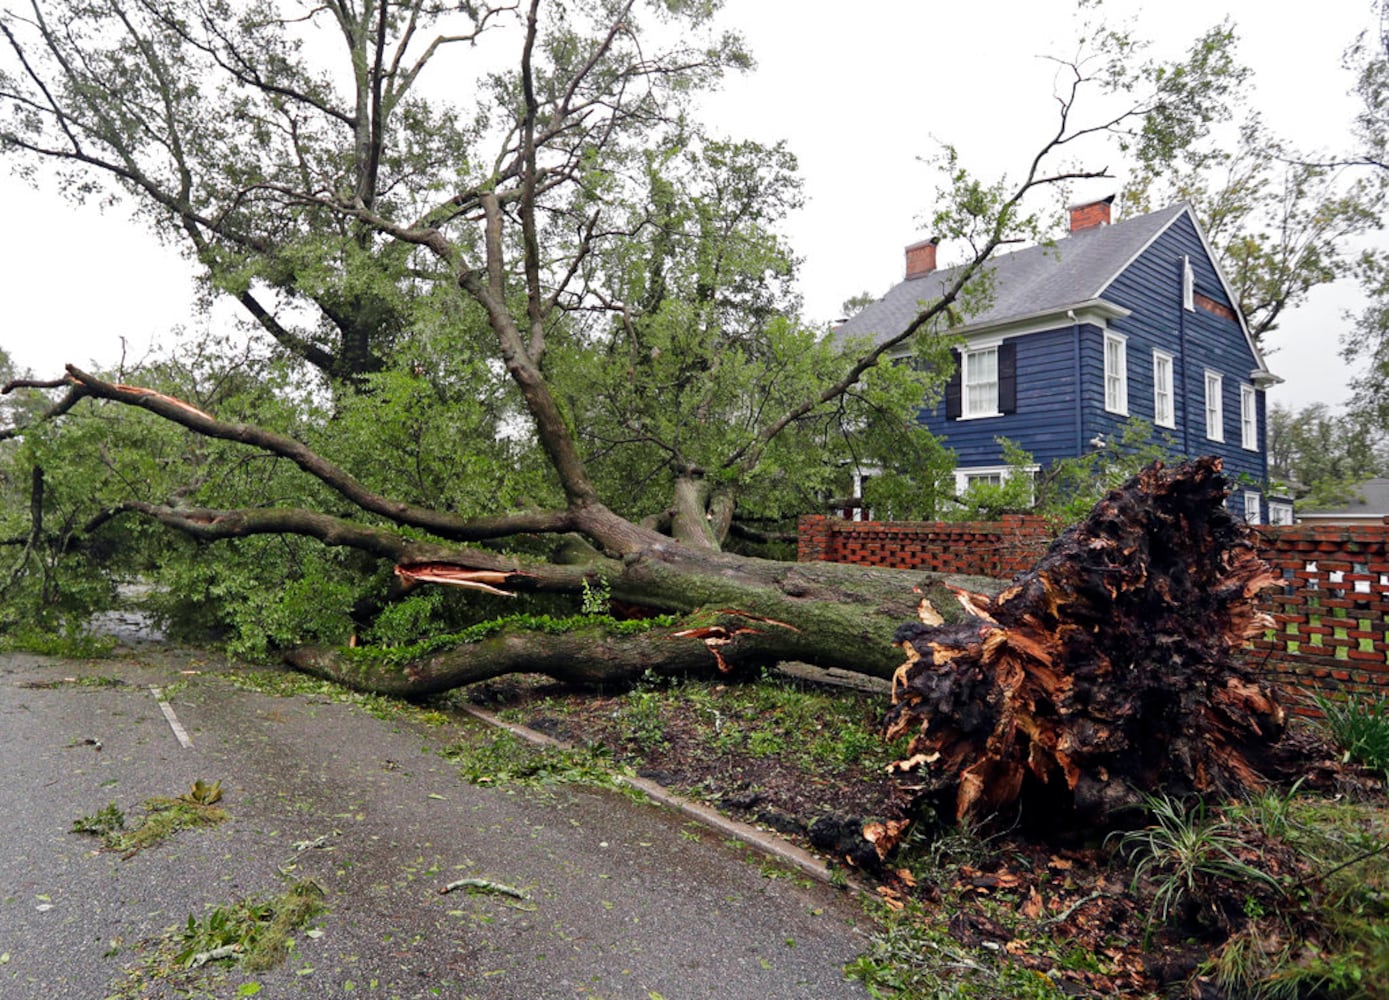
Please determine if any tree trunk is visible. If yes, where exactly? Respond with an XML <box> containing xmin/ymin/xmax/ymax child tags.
<box><xmin>287</xmin><ymin>543</ymin><xmax>1005</xmax><ymax>695</ymax></box>
<box><xmin>882</xmin><ymin>456</ymin><xmax>1287</xmax><ymax>832</ymax></box>
<box><xmin>670</xmin><ymin>473</ymin><xmax>719</xmax><ymax>549</ymax></box>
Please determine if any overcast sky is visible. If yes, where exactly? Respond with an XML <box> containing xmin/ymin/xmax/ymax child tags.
<box><xmin>1</xmin><ymin>0</ymin><xmax>1381</xmax><ymax>412</ymax></box>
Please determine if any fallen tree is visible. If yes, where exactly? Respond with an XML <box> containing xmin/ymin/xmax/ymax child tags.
<box><xmin>883</xmin><ymin>455</ymin><xmax>1288</xmax><ymax>830</ymax></box>
<box><xmin>0</xmin><ymin>1</ymin><xmax>1277</xmax><ymax>760</ymax></box>
<box><xmin>5</xmin><ymin>365</ymin><xmax>999</xmax><ymax>689</ymax></box>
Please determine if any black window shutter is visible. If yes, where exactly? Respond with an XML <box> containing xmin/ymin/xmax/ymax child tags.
<box><xmin>945</xmin><ymin>349</ymin><xmax>962</xmax><ymax>419</ymax></box>
<box><xmin>998</xmin><ymin>341</ymin><xmax>1017</xmax><ymax>414</ymax></box>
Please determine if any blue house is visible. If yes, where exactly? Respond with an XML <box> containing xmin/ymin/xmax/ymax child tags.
<box><xmin>835</xmin><ymin>197</ymin><xmax>1288</xmax><ymax>523</ymax></box>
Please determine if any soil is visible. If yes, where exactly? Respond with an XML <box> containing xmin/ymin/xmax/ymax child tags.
<box><xmin>461</xmin><ymin>673</ymin><xmax>910</xmax><ymax>839</ymax></box>
<box><xmin>455</xmin><ymin>672</ymin><xmax>1386</xmax><ymax>999</ymax></box>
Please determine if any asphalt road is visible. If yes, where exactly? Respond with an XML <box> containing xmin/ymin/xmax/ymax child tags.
<box><xmin>0</xmin><ymin>643</ymin><xmax>872</xmax><ymax>999</ymax></box>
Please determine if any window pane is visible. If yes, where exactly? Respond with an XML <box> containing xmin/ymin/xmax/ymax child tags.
<box><xmin>1104</xmin><ymin>337</ymin><xmax>1127</xmax><ymax>413</ymax></box>
<box><xmin>1205</xmin><ymin>372</ymin><xmax>1223</xmax><ymax>440</ymax></box>
<box><xmin>1241</xmin><ymin>386</ymin><xmax>1257</xmax><ymax>449</ymax></box>
<box><xmin>1244</xmin><ymin>491</ymin><xmax>1261</xmax><ymax>525</ymax></box>
<box><xmin>964</xmin><ymin>348</ymin><xmax>998</xmax><ymax>416</ymax></box>
<box><xmin>1153</xmin><ymin>353</ymin><xmax>1173</xmax><ymax>426</ymax></box>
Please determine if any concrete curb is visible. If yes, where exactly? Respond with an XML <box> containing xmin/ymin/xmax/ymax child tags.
<box><xmin>457</xmin><ymin>703</ymin><xmax>867</xmax><ymax>892</ymax></box>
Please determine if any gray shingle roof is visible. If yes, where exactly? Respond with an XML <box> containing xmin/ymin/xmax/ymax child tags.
<box><xmin>835</xmin><ymin>203</ymin><xmax>1191</xmax><ymax>343</ymax></box>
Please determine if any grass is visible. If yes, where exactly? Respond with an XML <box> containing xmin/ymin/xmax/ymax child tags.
<box><xmin>1197</xmin><ymin>791</ymin><xmax>1389</xmax><ymax>999</ymax></box>
<box><xmin>1312</xmin><ymin>691</ymin><xmax>1389</xmax><ymax>776</ymax></box>
<box><xmin>223</xmin><ymin>669</ymin><xmax>450</xmax><ymax>726</ymax></box>
<box><xmin>845</xmin><ymin>899</ymin><xmax>1066</xmax><ymax>1000</ymax></box>
<box><xmin>0</xmin><ymin>626</ymin><xmax>116</xmax><ymax>658</ymax></box>
<box><xmin>844</xmin><ymin>781</ymin><xmax>1389</xmax><ymax>1000</ymax></box>
<box><xmin>72</xmin><ymin>779</ymin><xmax>228</xmax><ymax>855</ymax></box>
<box><xmin>1109</xmin><ymin>794</ymin><xmax>1284</xmax><ymax>926</ymax></box>
<box><xmin>489</xmin><ymin>668</ymin><xmax>908</xmax><ymax>776</ymax></box>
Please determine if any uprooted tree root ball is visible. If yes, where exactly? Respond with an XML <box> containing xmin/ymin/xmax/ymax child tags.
<box><xmin>882</xmin><ymin>457</ymin><xmax>1292</xmax><ymax>836</ymax></box>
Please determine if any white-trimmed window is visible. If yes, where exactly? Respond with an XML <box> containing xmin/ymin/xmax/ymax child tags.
<box><xmin>1152</xmin><ymin>350</ymin><xmax>1174</xmax><ymax>428</ymax></box>
<box><xmin>954</xmin><ymin>465</ymin><xmax>1039</xmax><ymax>504</ymax></box>
<box><xmin>962</xmin><ymin>346</ymin><xmax>1000</xmax><ymax>418</ymax></box>
<box><xmin>1268</xmin><ymin>502</ymin><xmax>1294</xmax><ymax>526</ymax></box>
<box><xmin>1243</xmin><ymin>490</ymin><xmax>1262</xmax><ymax>525</ymax></box>
<box><xmin>1182</xmin><ymin>255</ymin><xmax>1195</xmax><ymax>311</ymax></box>
<box><xmin>1104</xmin><ymin>333</ymin><xmax>1128</xmax><ymax>415</ymax></box>
<box><xmin>1240</xmin><ymin>384</ymin><xmax>1258</xmax><ymax>451</ymax></box>
<box><xmin>1205</xmin><ymin>370</ymin><xmax>1224</xmax><ymax>442</ymax></box>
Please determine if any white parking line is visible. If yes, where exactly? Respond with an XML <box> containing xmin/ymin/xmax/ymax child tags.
<box><xmin>149</xmin><ymin>686</ymin><xmax>193</xmax><ymax>749</ymax></box>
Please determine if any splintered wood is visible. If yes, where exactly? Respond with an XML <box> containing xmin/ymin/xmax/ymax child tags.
<box><xmin>884</xmin><ymin>457</ymin><xmax>1285</xmax><ymax>829</ymax></box>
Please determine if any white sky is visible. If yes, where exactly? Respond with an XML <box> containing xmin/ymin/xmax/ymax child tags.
<box><xmin>1</xmin><ymin>0</ymin><xmax>1381</xmax><ymax>413</ymax></box>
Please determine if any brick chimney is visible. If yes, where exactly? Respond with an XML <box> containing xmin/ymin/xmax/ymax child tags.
<box><xmin>1068</xmin><ymin>195</ymin><xmax>1115</xmax><ymax>232</ymax></box>
<box><xmin>905</xmin><ymin>237</ymin><xmax>940</xmax><ymax>279</ymax></box>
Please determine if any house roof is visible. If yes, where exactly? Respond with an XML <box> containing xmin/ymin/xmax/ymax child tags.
<box><xmin>1298</xmin><ymin>478</ymin><xmax>1389</xmax><ymax>521</ymax></box>
<box><xmin>834</xmin><ymin>203</ymin><xmax>1273</xmax><ymax>382</ymax></box>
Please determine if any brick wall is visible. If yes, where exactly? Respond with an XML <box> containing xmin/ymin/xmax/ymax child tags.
<box><xmin>798</xmin><ymin>516</ymin><xmax>1389</xmax><ymax>703</ymax></box>
<box><xmin>797</xmin><ymin>514</ymin><xmax>1057</xmax><ymax>579</ymax></box>
<box><xmin>1246</xmin><ymin>523</ymin><xmax>1389</xmax><ymax>702</ymax></box>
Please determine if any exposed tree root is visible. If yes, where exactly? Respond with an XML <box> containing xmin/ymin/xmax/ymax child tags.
<box><xmin>884</xmin><ymin>456</ymin><xmax>1288</xmax><ymax>831</ymax></box>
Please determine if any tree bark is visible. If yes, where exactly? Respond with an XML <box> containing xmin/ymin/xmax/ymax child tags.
<box><xmin>286</xmin><ymin>547</ymin><xmax>1004</xmax><ymax>694</ymax></box>
<box><xmin>285</xmin><ymin>614</ymin><xmax>820</xmax><ymax>696</ymax></box>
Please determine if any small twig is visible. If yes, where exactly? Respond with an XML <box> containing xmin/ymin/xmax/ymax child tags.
<box><xmin>279</xmin><ymin>832</ymin><xmax>336</xmax><ymax>874</ymax></box>
<box><xmin>439</xmin><ymin>877</ymin><xmax>528</xmax><ymax>899</ymax></box>
<box><xmin>187</xmin><ymin>943</ymin><xmax>241</xmax><ymax>968</ymax></box>
<box><xmin>1314</xmin><ymin>839</ymin><xmax>1389</xmax><ymax>884</ymax></box>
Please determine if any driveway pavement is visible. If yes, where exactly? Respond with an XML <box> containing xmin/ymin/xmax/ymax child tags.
<box><xmin>0</xmin><ymin>644</ymin><xmax>872</xmax><ymax>999</ymax></box>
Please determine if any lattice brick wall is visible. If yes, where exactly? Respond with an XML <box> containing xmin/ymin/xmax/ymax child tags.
<box><xmin>798</xmin><ymin>515</ymin><xmax>1389</xmax><ymax>702</ymax></box>
<box><xmin>1245</xmin><ymin>524</ymin><xmax>1389</xmax><ymax>701</ymax></box>
<box><xmin>797</xmin><ymin>514</ymin><xmax>1056</xmax><ymax>580</ymax></box>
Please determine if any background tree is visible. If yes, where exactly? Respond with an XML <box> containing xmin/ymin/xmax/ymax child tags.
<box><xmin>1118</xmin><ymin>22</ymin><xmax>1385</xmax><ymax>346</ymax></box>
<box><xmin>1266</xmin><ymin>401</ymin><xmax>1388</xmax><ymax>507</ymax></box>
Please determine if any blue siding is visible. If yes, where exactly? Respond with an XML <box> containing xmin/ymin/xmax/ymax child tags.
<box><xmin>1101</xmin><ymin>213</ymin><xmax>1268</xmax><ymax>487</ymax></box>
<box><xmin>925</xmin><ymin>210</ymin><xmax>1271</xmax><ymax>505</ymax></box>
<box><xmin>919</xmin><ymin>327</ymin><xmax>1081</xmax><ymax>467</ymax></box>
